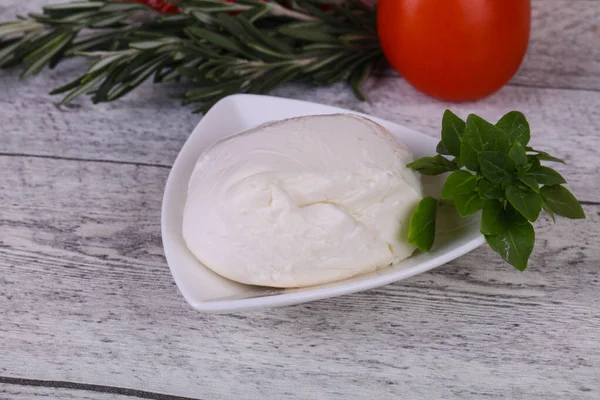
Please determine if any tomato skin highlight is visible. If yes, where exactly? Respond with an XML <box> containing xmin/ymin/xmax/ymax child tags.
<box><xmin>377</xmin><ymin>0</ymin><xmax>531</xmax><ymax>101</ymax></box>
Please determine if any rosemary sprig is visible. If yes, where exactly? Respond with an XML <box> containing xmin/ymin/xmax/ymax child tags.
<box><xmin>0</xmin><ymin>0</ymin><xmax>382</xmax><ymax>112</ymax></box>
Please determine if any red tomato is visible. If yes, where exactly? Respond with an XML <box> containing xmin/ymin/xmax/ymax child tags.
<box><xmin>377</xmin><ymin>0</ymin><xmax>531</xmax><ymax>101</ymax></box>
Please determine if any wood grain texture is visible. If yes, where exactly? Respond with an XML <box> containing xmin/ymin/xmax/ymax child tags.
<box><xmin>513</xmin><ymin>1</ymin><xmax>600</xmax><ymax>91</ymax></box>
<box><xmin>1</xmin><ymin>1</ymin><xmax>600</xmax><ymax>399</ymax></box>
<box><xmin>1</xmin><ymin>156</ymin><xmax>599</xmax><ymax>400</ymax></box>
<box><xmin>1</xmin><ymin>73</ymin><xmax>599</xmax><ymax>202</ymax></box>
<box><xmin>1</xmin><ymin>385</ymin><xmax>127</xmax><ymax>400</ymax></box>
<box><xmin>0</xmin><ymin>379</ymin><xmax>197</xmax><ymax>400</ymax></box>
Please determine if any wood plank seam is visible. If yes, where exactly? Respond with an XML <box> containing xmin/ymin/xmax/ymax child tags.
<box><xmin>0</xmin><ymin>153</ymin><xmax>171</xmax><ymax>170</ymax></box>
<box><xmin>0</xmin><ymin>376</ymin><xmax>201</xmax><ymax>400</ymax></box>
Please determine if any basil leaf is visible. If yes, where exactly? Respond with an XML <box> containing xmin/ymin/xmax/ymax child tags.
<box><xmin>506</xmin><ymin>185</ymin><xmax>543</xmax><ymax>222</ymax></box>
<box><xmin>460</xmin><ymin>114</ymin><xmax>510</xmax><ymax>171</ymax></box>
<box><xmin>540</xmin><ymin>185</ymin><xmax>586</xmax><ymax>219</ymax></box>
<box><xmin>535</xmin><ymin>152</ymin><xmax>566</xmax><ymax>164</ymax></box>
<box><xmin>509</xmin><ymin>142</ymin><xmax>527</xmax><ymax>171</ymax></box>
<box><xmin>526</xmin><ymin>148</ymin><xmax>566</xmax><ymax>164</ymax></box>
<box><xmin>518</xmin><ymin>175</ymin><xmax>539</xmax><ymax>192</ymax></box>
<box><xmin>481</xmin><ymin>200</ymin><xmax>505</xmax><ymax>235</ymax></box>
<box><xmin>485</xmin><ymin>220</ymin><xmax>534</xmax><ymax>271</ymax></box>
<box><xmin>478</xmin><ymin>151</ymin><xmax>515</xmax><ymax>184</ymax></box>
<box><xmin>441</xmin><ymin>109</ymin><xmax>465</xmax><ymax>158</ymax></box>
<box><xmin>542</xmin><ymin>200</ymin><xmax>556</xmax><ymax>223</ymax></box>
<box><xmin>506</xmin><ymin>203</ymin><xmax>530</xmax><ymax>225</ymax></box>
<box><xmin>478</xmin><ymin>179</ymin><xmax>504</xmax><ymax>199</ymax></box>
<box><xmin>496</xmin><ymin>111</ymin><xmax>530</xmax><ymax>146</ymax></box>
<box><xmin>408</xmin><ymin>197</ymin><xmax>438</xmax><ymax>252</ymax></box>
<box><xmin>454</xmin><ymin>192</ymin><xmax>484</xmax><ymax>216</ymax></box>
<box><xmin>407</xmin><ymin>109</ymin><xmax>585</xmax><ymax>271</ymax></box>
<box><xmin>526</xmin><ymin>155</ymin><xmax>541</xmax><ymax>171</ymax></box>
<box><xmin>406</xmin><ymin>155</ymin><xmax>458</xmax><ymax>175</ymax></box>
<box><xmin>527</xmin><ymin>165</ymin><xmax>566</xmax><ymax>185</ymax></box>
<box><xmin>436</xmin><ymin>140</ymin><xmax>450</xmax><ymax>155</ymax></box>
<box><xmin>441</xmin><ymin>170</ymin><xmax>478</xmax><ymax>199</ymax></box>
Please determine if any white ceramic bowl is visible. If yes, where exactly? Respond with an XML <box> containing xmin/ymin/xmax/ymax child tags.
<box><xmin>161</xmin><ymin>94</ymin><xmax>484</xmax><ymax>313</ymax></box>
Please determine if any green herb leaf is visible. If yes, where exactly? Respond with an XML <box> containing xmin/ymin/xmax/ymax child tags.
<box><xmin>496</xmin><ymin>111</ymin><xmax>530</xmax><ymax>146</ymax></box>
<box><xmin>279</xmin><ymin>24</ymin><xmax>337</xmax><ymax>42</ymax></box>
<box><xmin>405</xmin><ymin>109</ymin><xmax>586</xmax><ymax>272</ymax></box>
<box><xmin>518</xmin><ymin>175</ymin><xmax>539</xmax><ymax>192</ymax></box>
<box><xmin>509</xmin><ymin>142</ymin><xmax>528</xmax><ymax>171</ymax></box>
<box><xmin>478</xmin><ymin>151</ymin><xmax>515</xmax><ymax>184</ymax></box>
<box><xmin>441</xmin><ymin>170</ymin><xmax>478</xmax><ymax>199</ymax></box>
<box><xmin>485</xmin><ymin>220</ymin><xmax>534</xmax><ymax>271</ymax></box>
<box><xmin>0</xmin><ymin>0</ymin><xmax>383</xmax><ymax>112</ymax></box>
<box><xmin>454</xmin><ymin>192</ymin><xmax>484</xmax><ymax>216</ymax></box>
<box><xmin>406</xmin><ymin>155</ymin><xmax>458</xmax><ymax>176</ymax></box>
<box><xmin>404</xmin><ymin>109</ymin><xmax>586</xmax><ymax>272</ymax></box>
<box><xmin>478</xmin><ymin>179</ymin><xmax>504</xmax><ymax>199</ymax></box>
<box><xmin>185</xmin><ymin>27</ymin><xmax>251</xmax><ymax>58</ymax></box>
<box><xmin>526</xmin><ymin>148</ymin><xmax>566</xmax><ymax>164</ymax></box>
<box><xmin>542</xmin><ymin>200</ymin><xmax>556</xmax><ymax>223</ymax></box>
<box><xmin>527</xmin><ymin>165</ymin><xmax>566</xmax><ymax>186</ymax></box>
<box><xmin>408</xmin><ymin>197</ymin><xmax>438</xmax><ymax>252</ymax></box>
<box><xmin>540</xmin><ymin>185</ymin><xmax>586</xmax><ymax>219</ymax></box>
<box><xmin>535</xmin><ymin>152</ymin><xmax>566</xmax><ymax>164</ymax></box>
<box><xmin>480</xmin><ymin>200</ymin><xmax>505</xmax><ymax>235</ymax></box>
<box><xmin>349</xmin><ymin>59</ymin><xmax>372</xmax><ymax>101</ymax></box>
<box><xmin>441</xmin><ymin>109</ymin><xmax>465</xmax><ymax>158</ymax></box>
<box><xmin>526</xmin><ymin>155</ymin><xmax>542</xmax><ymax>171</ymax></box>
<box><xmin>505</xmin><ymin>185</ymin><xmax>543</xmax><ymax>222</ymax></box>
<box><xmin>506</xmin><ymin>203</ymin><xmax>530</xmax><ymax>225</ymax></box>
<box><xmin>461</xmin><ymin>114</ymin><xmax>509</xmax><ymax>171</ymax></box>
<box><xmin>436</xmin><ymin>140</ymin><xmax>450</xmax><ymax>155</ymax></box>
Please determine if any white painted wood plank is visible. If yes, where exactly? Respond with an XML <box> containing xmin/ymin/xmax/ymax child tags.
<box><xmin>1</xmin><ymin>156</ymin><xmax>598</xmax><ymax>400</ymax></box>
<box><xmin>512</xmin><ymin>1</ymin><xmax>600</xmax><ymax>90</ymax></box>
<box><xmin>0</xmin><ymin>382</ymin><xmax>190</xmax><ymax>400</ymax></box>
<box><xmin>1</xmin><ymin>385</ymin><xmax>120</xmax><ymax>400</ymax></box>
<box><xmin>0</xmin><ymin>75</ymin><xmax>599</xmax><ymax>201</ymax></box>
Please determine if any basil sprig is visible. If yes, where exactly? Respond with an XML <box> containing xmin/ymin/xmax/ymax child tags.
<box><xmin>407</xmin><ymin>110</ymin><xmax>586</xmax><ymax>271</ymax></box>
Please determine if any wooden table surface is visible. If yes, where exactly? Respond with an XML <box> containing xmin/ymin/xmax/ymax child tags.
<box><xmin>1</xmin><ymin>1</ymin><xmax>599</xmax><ymax>399</ymax></box>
